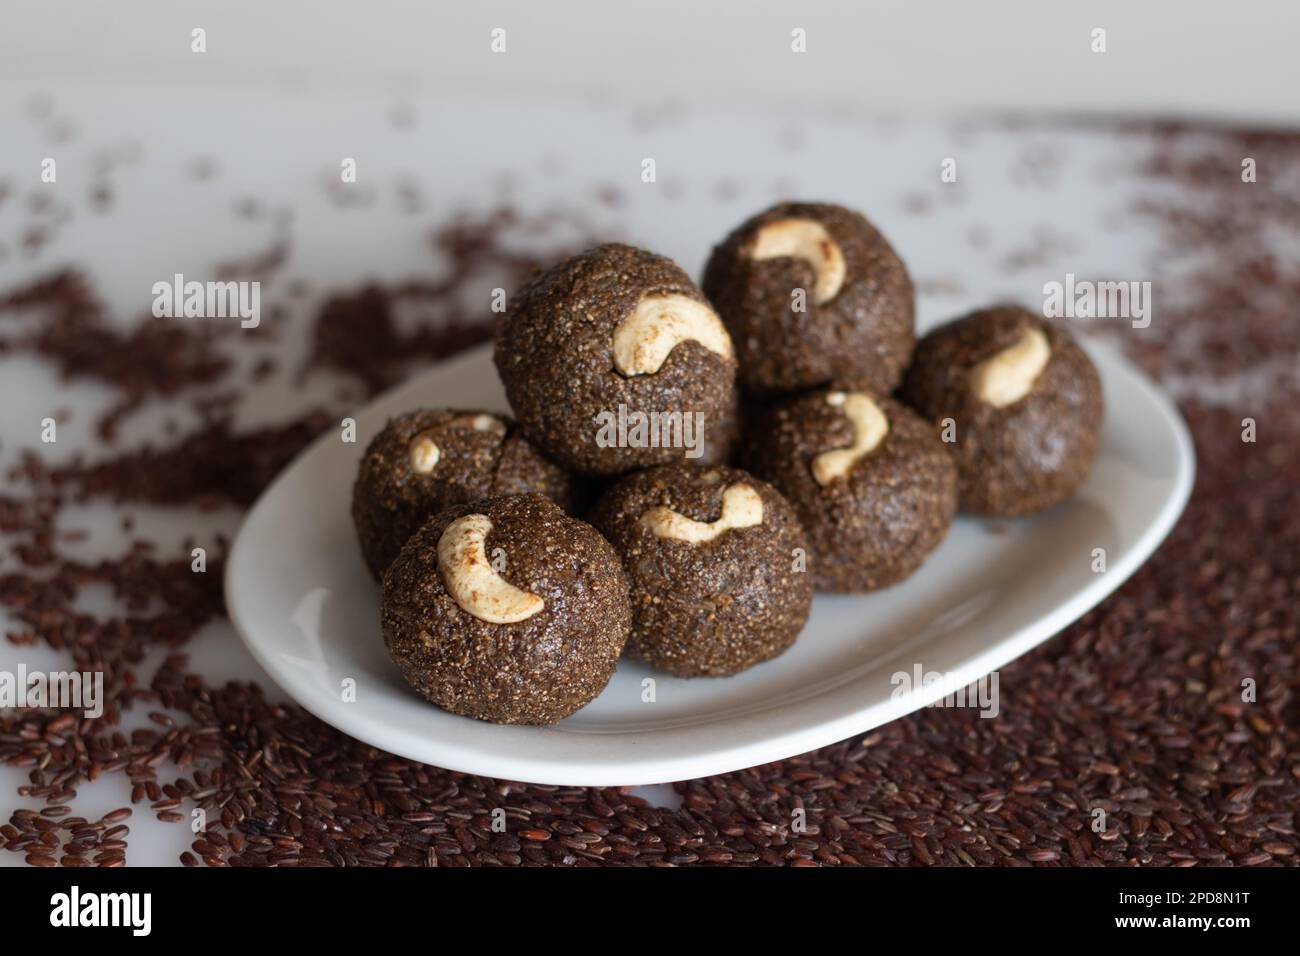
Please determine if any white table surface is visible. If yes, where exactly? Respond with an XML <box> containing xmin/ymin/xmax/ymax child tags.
<box><xmin>0</xmin><ymin>2</ymin><xmax>1284</xmax><ymax>863</ymax></box>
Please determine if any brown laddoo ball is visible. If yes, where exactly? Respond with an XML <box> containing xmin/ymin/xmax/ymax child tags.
<box><xmin>900</xmin><ymin>306</ymin><xmax>1103</xmax><ymax>516</ymax></box>
<box><xmin>382</xmin><ymin>493</ymin><xmax>631</xmax><ymax>725</ymax></box>
<box><xmin>702</xmin><ymin>201</ymin><xmax>915</xmax><ymax>396</ymax></box>
<box><xmin>494</xmin><ymin>243</ymin><xmax>739</xmax><ymax>476</ymax></box>
<box><xmin>351</xmin><ymin>409</ymin><xmax>579</xmax><ymax>580</ymax></box>
<box><xmin>588</xmin><ymin>463</ymin><xmax>812</xmax><ymax>678</ymax></box>
<box><xmin>743</xmin><ymin>390</ymin><xmax>956</xmax><ymax>593</ymax></box>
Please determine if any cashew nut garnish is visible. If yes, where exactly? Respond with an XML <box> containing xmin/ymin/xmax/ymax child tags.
<box><xmin>749</xmin><ymin>218</ymin><xmax>846</xmax><ymax>304</ymax></box>
<box><xmin>461</xmin><ymin>414</ymin><xmax>507</xmax><ymax>437</ymax></box>
<box><xmin>408</xmin><ymin>414</ymin><xmax>508</xmax><ymax>474</ymax></box>
<box><xmin>970</xmin><ymin>326</ymin><xmax>1051</xmax><ymax>409</ymax></box>
<box><xmin>640</xmin><ymin>483</ymin><xmax>764</xmax><ymax>543</ymax></box>
<box><xmin>408</xmin><ymin>435</ymin><xmax>441</xmax><ymax>474</ymax></box>
<box><xmin>612</xmin><ymin>293</ymin><xmax>733</xmax><ymax>376</ymax></box>
<box><xmin>436</xmin><ymin>514</ymin><xmax>544</xmax><ymax>624</ymax></box>
<box><xmin>811</xmin><ymin>392</ymin><xmax>889</xmax><ymax>486</ymax></box>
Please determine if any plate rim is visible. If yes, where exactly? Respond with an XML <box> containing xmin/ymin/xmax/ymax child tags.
<box><xmin>225</xmin><ymin>342</ymin><xmax>1195</xmax><ymax>786</ymax></box>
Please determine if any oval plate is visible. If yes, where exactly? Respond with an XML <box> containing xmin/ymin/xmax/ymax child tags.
<box><xmin>226</xmin><ymin>341</ymin><xmax>1193</xmax><ymax>786</ymax></box>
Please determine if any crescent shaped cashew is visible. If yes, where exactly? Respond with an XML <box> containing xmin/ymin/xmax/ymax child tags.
<box><xmin>970</xmin><ymin>327</ymin><xmax>1051</xmax><ymax>408</ymax></box>
<box><xmin>612</xmin><ymin>293</ymin><xmax>733</xmax><ymax>376</ymax></box>
<box><xmin>408</xmin><ymin>414</ymin><xmax>508</xmax><ymax>474</ymax></box>
<box><xmin>640</xmin><ymin>483</ymin><xmax>764</xmax><ymax>543</ymax></box>
<box><xmin>811</xmin><ymin>392</ymin><xmax>889</xmax><ymax>485</ymax></box>
<box><xmin>436</xmin><ymin>514</ymin><xmax>544</xmax><ymax>624</ymax></box>
<box><xmin>750</xmin><ymin>218</ymin><xmax>846</xmax><ymax>304</ymax></box>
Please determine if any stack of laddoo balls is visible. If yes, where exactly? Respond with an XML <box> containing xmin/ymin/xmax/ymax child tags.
<box><xmin>354</xmin><ymin>201</ymin><xmax>1104</xmax><ymax>725</ymax></box>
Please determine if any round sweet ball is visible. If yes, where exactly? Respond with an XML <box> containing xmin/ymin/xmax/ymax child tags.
<box><xmin>900</xmin><ymin>306</ymin><xmax>1103</xmax><ymax>516</ymax></box>
<box><xmin>494</xmin><ymin>243</ymin><xmax>738</xmax><ymax>477</ymax></box>
<box><xmin>352</xmin><ymin>409</ymin><xmax>579</xmax><ymax>580</ymax></box>
<box><xmin>702</xmin><ymin>201</ymin><xmax>915</xmax><ymax>396</ymax></box>
<box><xmin>743</xmin><ymin>390</ymin><xmax>956</xmax><ymax>593</ymax></box>
<box><xmin>382</xmin><ymin>493</ymin><xmax>631</xmax><ymax>725</ymax></box>
<box><xmin>587</xmin><ymin>463</ymin><xmax>811</xmax><ymax>677</ymax></box>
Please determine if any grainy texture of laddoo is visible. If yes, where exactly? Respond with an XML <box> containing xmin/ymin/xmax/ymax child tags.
<box><xmin>702</xmin><ymin>201</ymin><xmax>915</xmax><ymax>396</ymax></box>
<box><xmin>900</xmin><ymin>306</ymin><xmax>1103</xmax><ymax>516</ymax></box>
<box><xmin>351</xmin><ymin>408</ymin><xmax>579</xmax><ymax>579</ymax></box>
<box><xmin>382</xmin><ymin>493</ymin><xmax>631</xmax><ymax>725</ymax></box>
<box><xmin>588</xmin><ymin>463</ymin><xmax>812</xmax><ymax>677</ymax></box>
<box><xmin>744</xmin><ymin>391</ymin><xmax>957</xmax><ymax>592</ymax></box>
<box><xmin>494</xmin><ymin>243</ymin><xmax>738</xmax><ymax>476</ymax></box>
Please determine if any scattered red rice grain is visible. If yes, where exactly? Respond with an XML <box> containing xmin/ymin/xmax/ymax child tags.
<box><xmin>1</xmin><ymin>124</ymin><xmax>1297</xmax><ymax>869</ymax></box>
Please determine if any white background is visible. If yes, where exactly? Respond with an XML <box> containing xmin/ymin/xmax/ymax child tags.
<box><xmin>1</xmin><ymin>0</ymin><xmax>1297</xmax><ymax>123</ymax></box>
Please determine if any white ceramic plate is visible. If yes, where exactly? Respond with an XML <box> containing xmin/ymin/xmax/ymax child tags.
<box><xmin>226</xmin><ymin>341</ymin><xmax>1193</xmax><ymax>785</ymax></box>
